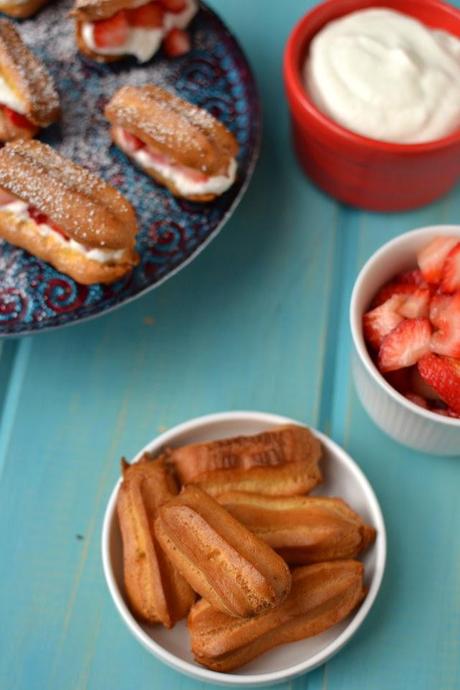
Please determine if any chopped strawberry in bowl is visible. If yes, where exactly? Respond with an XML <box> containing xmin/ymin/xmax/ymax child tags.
<box><xmin>350</xmin><ymin>225</ymin><xmax>460</xmax><ymax>456</ymax></box>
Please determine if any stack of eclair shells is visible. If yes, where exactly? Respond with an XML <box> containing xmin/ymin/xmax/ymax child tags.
<box><xmin>116</xmin><ymin>424</ymin><xmax>376</xmax><ymax>672</ymax></box>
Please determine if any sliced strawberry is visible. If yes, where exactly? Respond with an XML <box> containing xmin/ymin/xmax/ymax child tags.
<box><xmin>405</xmin><ymin>393</ymin><xmax>428</xmax><ymax>409</ymax></box>
<box><xmin>363</xmin><ymin>294</ymin><xmax>405</xmax><ymax>350</ymax></box>
<box><xmin>48</xmin><ymin>220</ymin><xmax>68</xmax><ymax>239</ymax></box>
<box><xmin>372</xmin><ymin>281</ymin><xmax>423</xmax><ymax>308</ymax></box>
<box><xmin>378</xmin><ymin>318</ymin><xmax>431</xmax><ymax>372</ymax></box>
<box><xmin>429</xmin><ymin>293</ymin><xmax>453</xmax><ymax>327</ymax></box>
<box><xmin>182</xmin><ymin>166</ymin><xmax>209</xmax><ymax>183</ymax></box>
<box><xmin>418</xmin><ymin>353</ymin><xmax>460</xmax><ymax>414</ymax></box>
<box><xmin>397</xmin><ymin>269</ymin><xmax>428</xmax><ymax>286</ymax></box>
<box><xmin>93</xmin><ymin>11</ymin><xmax>129</xmax><ymax>48</ymax></box>
<box><xmin>417</xmin><ymin>236</ymin><xmax>458</xmax><ymax>284</ymax></box>
<box><xmin>145</xmin><ymin>147</ymin><xmax>172</xmax><ymax>166</ymax></box>
<box><xmin>160</xmin><ymin>0</ymin><xmax>187</xmax><ymax>12</ymax></box>
<box><xmin>0</xmin><ymin>188</ymin><xmax>17</xmax><ymax>206</ymax></box>
<box><xmin>163</xmin><ymin>28</ymin><xmax>191</xmax><ymax>57</ymax></box>
<box><xmin>435</xmin><ymin>407</ymin><xmax>460</xmax><ymax>419</ymax></box>
<box><xmin>3</xmin><ymin>105</ymin><xmax>34</xmax><ymax>130</ymax></box>
<box><xmin>410</xmin><ymin>366</ymin><xmax>442</xmax><ymax>401</ymax></box>
<box><xmin>127</xmin><ymin>2</ymin><xmax>164</xmax><ymax>27</ymax></box>
<box><xmin>398</xmin><ymin>288</ymin><xmax>431</xmax><ymax>319</ymax></box>
<box><xmin>121</xmin><ymin>129</ymin><xmax>145</xmax><ymax>152</ymax></box>
<box><xmin>440</xmin><ymin>242</ymin><xmax>460</xmax><ymax>293</ymax></box>
<box><xmin>430</xmin><ymin>291</ymin><xmax>460</xmax><ymax>358</ymax></box>
<box><xmin>28</xmin><ymin>206</ymin><xmax>48</xmax><ymax>225</ymax></box>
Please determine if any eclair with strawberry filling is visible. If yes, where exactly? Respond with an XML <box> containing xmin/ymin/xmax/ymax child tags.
<box><xmin>0</xmin><ymin>0</ymin><xmax>50</xmax><ymax>19</ymax></box>
<box><xmin>105</xmin><ymin>84</ymin><xmax>239</xmax><ymax>202</ymax></box>
<box><xmin>0</xmin><ymin>140</ymin><xmax>139</xmax><ymax>285</ymax></box>
<box><xmin>0</xmin><ymin>19</ymin><xmax>59</xmax><ymax>142</ymax></box>
<box><xmin>72</xmin><ymin>0</ymin><xmax>197</xmax><ymax>63</ymax></box>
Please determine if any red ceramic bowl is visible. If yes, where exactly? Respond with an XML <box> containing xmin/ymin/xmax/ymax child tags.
<box><xmin>283</xmin><ymin>0</ymin><xmax>460</xmax><ymax>211</ymax></box>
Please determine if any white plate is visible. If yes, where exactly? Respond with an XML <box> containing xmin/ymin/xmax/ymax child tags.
<box><xmin>102</xmin><ymin>411</ymin><xmax>386</xmax><ymax>687</ymax></box>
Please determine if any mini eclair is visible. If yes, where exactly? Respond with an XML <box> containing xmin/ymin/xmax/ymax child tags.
<box><xmin>117</xmin><ymin>456</ymin><xmax>195</xmax><ymax>628</ymax></box>
<box><xmin>72</xmin><ymin>0</ymin><xmax>198</xmax><ymax>64</ymax></box>
<box><xmin>189</xmin><ymin>561</ymin><xmax>366</xmax><ymax>672</ymax></box>
<box><xmin>217</xmin><ymin>493</ymin><xmax>377</xmax><ymax>564</ymax></box>
<box><xmin>166</xmin><ymin>424</ymin><xmax>323</xmax><ymax>496</ymax></box>
<box><xmin>0</xmin><ymin>0</ymin><xmax>49</xmax><ymax>19</ymax></box>
<box><xmin>105</xmin><ymin>84</ymin><xmax>239</xmax><ymax>202</ymax></box>
<box><xmin>0</xmin><ymin>140</ymin><xmax>139</xmax><ymax>285</ymax></box>
<box><xmin>0</xmin><ymin>19</ymin><xmax>59</xmax><ymax>142</ymax></box>
<box><xmin>154</xmin><ymin>486</ymin><xmax>292</xmax><ymax>618</ymax></box>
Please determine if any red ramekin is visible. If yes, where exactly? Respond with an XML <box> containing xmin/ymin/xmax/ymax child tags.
<box><xmin>283</xmin><ymin>0</ymin><xmax>460</xmax><ymax>211</ymax></box>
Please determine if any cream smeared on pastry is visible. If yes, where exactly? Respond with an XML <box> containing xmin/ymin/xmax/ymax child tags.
<box><xmin>0</xmin><ymin>199</ymin><xmax>126</xmax><ymax>264</ymax></box>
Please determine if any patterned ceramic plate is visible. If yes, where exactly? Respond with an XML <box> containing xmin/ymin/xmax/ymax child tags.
<box><xmin>0</xmin><ymin>1</ymin><xmax>260</xmax><ymax>336</ymax></box>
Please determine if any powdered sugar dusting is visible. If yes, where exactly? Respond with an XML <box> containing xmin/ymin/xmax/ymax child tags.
<box><xmin>0</xmin><ymin>0</ymin><xmax>260</xmax><ymax>334</ymax></box>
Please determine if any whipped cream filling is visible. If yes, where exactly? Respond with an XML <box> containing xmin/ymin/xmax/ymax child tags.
<box><xmin>116</xmin><ymin>127</ymin><xmax>237</xmax><ymax>196</ymax></box>
<box><xmin>1</xmin><ymin>200</ymin><xmax>126</xmax><ymax>265</ymax></box>
<box><xmin>0</xmin><ymin>74</ymin><xmax>27</xmax><ymax>115</ymax></box>
<box><xmin>82</xmin><ymin>0</ymin><xmax>197</xmax><ymax>63</ymax></box>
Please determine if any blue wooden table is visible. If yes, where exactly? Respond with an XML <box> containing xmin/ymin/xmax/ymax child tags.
<box><xmin>1</xmin><ymin>1</ymin><xmax>459</xmax><ymax>688</ymax></box>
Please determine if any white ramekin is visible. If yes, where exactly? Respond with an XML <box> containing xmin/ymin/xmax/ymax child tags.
<box><xmin>350</xmin><ymin>225</ymin><xmax>460</xmax><ymax>456</ymax></box>
<box><xmin>102</xmin><ymin>411</ymin><xmax>386</xmax><ymax>687</ymax></box>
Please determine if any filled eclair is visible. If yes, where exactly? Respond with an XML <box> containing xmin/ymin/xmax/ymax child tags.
<box><xmin>72</xmin><ymin>0</ymin><xmax>197</xmax><ymax>64</ymax></box>
<box><xmin>0</xmin><ymin>0</ymin><xmax>50</xmax><ymax>19</ymax></box>
<box><xmin>0</xmin><ymin>140</ymin><xmax>139</xmax><ymax>285</ymax></box>
<box><xmin>105</xmin><ymin>84</ymin><xmax>239</xmax><ymax>202</ymax></box>
<box><xmin>0</xmin><ymin>19</ymin><xmax>59</xmax><ymax>142</ymax></box>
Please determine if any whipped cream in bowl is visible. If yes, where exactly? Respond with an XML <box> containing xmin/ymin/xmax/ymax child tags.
<box><xmin>304</xmin><ymin>8</ymin><xmax>460</xmax><ymax>144</ymax></box>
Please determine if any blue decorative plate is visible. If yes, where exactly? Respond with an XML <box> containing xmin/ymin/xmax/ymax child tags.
<box><xmin>0</xmin><ymin>0</ymin><xmax>260</xmax><ymax>335</ymax></box>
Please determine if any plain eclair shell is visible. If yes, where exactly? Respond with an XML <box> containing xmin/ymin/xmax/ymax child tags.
<box><xmin>154</xmin><ymin>485</ymin><xmax>292</xmax><ymax>618</ymax></box>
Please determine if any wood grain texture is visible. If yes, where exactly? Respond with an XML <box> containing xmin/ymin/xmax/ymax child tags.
<box><xmin>0</xmin><ymin>1</ymin><xmax>459</xmax><ymax>689</ymax></box>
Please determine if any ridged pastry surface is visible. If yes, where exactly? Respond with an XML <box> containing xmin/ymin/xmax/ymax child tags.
<box><xmin>167</xmin><ymin>424</ymin><xmax>322</xmax><ymax>496</ymax></box>
<box><xmin>154</xmin><ymin>485</ymin><xmax>292</xmax><ymax>618</ymax></box>
<box><xmin>117</xmin><ymin>455</ymin><xmax>195</xmax><ymax>628</ymax></box>
<box><xmin>218</xmin><ymin>492</ymin><xmax>376</xmax><ymax>563</ymax></box>
<box><xmin>188</xmin><ymin>561</ymin><xmax>366</xmax><ymax>671</ymax></box>
<box><xmin>0</xmin><ymin>140</ymin><xmax>137</xmax><ymax>249</ymax></box>
<box><xmin>0</xmin><ymin>19</ymin><xmax>59</xmax><ymax>126</ymax></box>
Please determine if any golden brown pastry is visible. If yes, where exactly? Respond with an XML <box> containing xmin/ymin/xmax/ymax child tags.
<box><xmin>0</xmin><ymin>140</ymin><xmax>139</xmax><ymax>285</ymax></box>
<box><xmin>0</xmin><ymin>19</ymin><xmax>59</xmax><ymax>142</ymax></box>
<box><xmin>154</xmin><ymin>485</ymin><xmax>292</xmax><ymax>618</ymax></box>
<box><xmin>117</xmin><ymin>455</ymin><xmax>195</xmax><ymax>628</ymax></box>
<box><xmin>105</xmin><ymin>84</ymin><xmax>239</xmax><ymax>202</ymax></box>
<box><xmin>0</xmin><ymin>0</ymin><xmax>49</xmax><ymax>18</ymax></box>
<box><xmin>217</xmin><ymin>493</ymin><xmax>376</xmax><ymax>564</ymax></box>
<box><xmin>72</xmin><ymin>0</ymin><xmax>198</xmax><ymax>64</ymax></box>
<box><xmin>189</xmin><ymin>561</ymin><xmax>366</xmax><ymax>672</ymax></box>
<box><xmin>166</xmin><ymin>424</ymin><xmax>322</xmax><ymax>496</ymax></box>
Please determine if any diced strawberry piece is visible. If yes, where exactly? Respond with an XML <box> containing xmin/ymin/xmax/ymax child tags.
<box><xmin>127</xmin><ymin>2</ymin><xmax>164</xmax><ymax>27</ymax></box>
<box><xmin>3</xmin><ymin>105</ymin><xmax>34</xmax><ymax>130</ymax></box>
<box><xmin>430</xmin><ymin>291</ymin><xmax>460</xmax><ymax>358</ymax></box>
<box><xmin>372</xmin><ymin>281</ymin><xmax>423</xmax><ymax>308</ymax></box>
<box><xmin>163</xmin><ymin>28</ymin><xmax>191</xmax><ymax>57</ymax></box>
<box><xmin>405</xmin><ymin>393</ymin><xmax>428</xmax><ymax>409</ymax></box>
<box><xmin>435</xmin><ymin>407</ymin><xmax>460</xmax><ymax>419</ymax></box>
<box><xmin>397</xmin><ymin>269</ymin><xmax>428</xmax><ymax>286</ymax></box>
<box><xmin>384</xmin><ymin>368</ymin><xmax>411</xmax><ymax>394</ymax></box>
<box><xmin>378</xmin><ymin>318</ymin><xmax>432</xmax><ymax>372</ymax></box>
<box><xmin>28</xmin><ymin>206</ymin><xmax>48</xmax><ymax>225</ymax></box>
<box><xmin>121</xmin><ymin>129</ymin><xmax>145</xmax><ymax>152</ymax></box>
<box><xmin>417</xmin><ymin>236</ymin><xmax>458</xmax><ymax>284</ymax></box>
<box><xmin>418</xmin><ymin>353</ymin><xmax>460</xmax><ymax>414</ymax></box>
<box><xmin>93</xmin><ymin>11</ymin><xmax>129</xmax><ymax>48</ymax></box>
<box><xmin>429</xmin><ymin>293</ymin><xmax>453</xmax><ymax>327</ymax></box>
<box><xmin>363</xmin><ymin>294</ymin><xmax>405</xmax><ymax>350</ymax></box>
<box><xmin>410</xmin><ymin>366</ymin><xmax>442</xmax><ymax>401</ymax></box>
<box><xmin>0</xmin><ymin>188</ymin><xmax>17</xmax><ymax>206</ymax></box>
<box><xmin>160</xmin><ymin>0</ymin><xmax>187</xmax><ymax>12</ymax></box>
<box><xmin>398</xmin><ymin>288</ymin><xmax>431</xmax><ymax>319</ymax></box>
<box><xmin>440</xmin><ymin>242</ymin><xmax>460</xmax><ymax>293</ymax></box>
